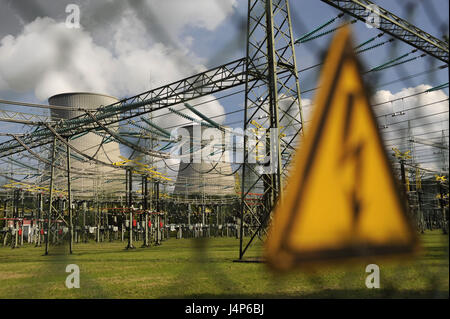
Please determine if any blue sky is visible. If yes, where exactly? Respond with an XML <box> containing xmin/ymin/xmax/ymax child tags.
<box><xmin>0</xmin><ymin>0</ymin><xmax>448</xmax><ymax>177</ymax></box>
<box><xmin>175</xmin><ymin>0</ymin><xmax>449</xmax><ymax>135</ymax></box>
<box><xmin>0</xmin><ymin>0</ymin><xmax>448</xmax><ymax>103</ymax></box>
<box><xmin>186</xmin><ymin>0</ymin><xmax>449</xmax><ymax>92</ymax></box>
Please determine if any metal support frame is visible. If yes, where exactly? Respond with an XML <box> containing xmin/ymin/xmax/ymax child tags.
<box><xmin>126</xmin><ymin>168</ymin><xmax>135</xmax><ymax>249</ymax></box>
<box><xmin>83</xmin><ymin>201</ymin><xmax>87</xmax><ymax>243</ymax></box>
<box><xmin>0</xmin><ymin>58</ymin><xmax>249</xmax><ymax>159</ymax></box>
<box><xmin>0</xmin><ymin>0</ymin><xmax>447</xmax><ymax>260</ymax></box>
<box><xmin>0</xmin><ymin>0</ymin><xmax>447</xmax><ymax>161</ymax></box>
<box><xmin>438</xmin><ymin>181</ymin><xmax>448</xmax><ymax>234</ymax></box>
<box><xmin>12</xmin><ymin>189</ymin><xmax>19</xmax><ymax>249</ymax></box>
<box><xmin>45</xmin><ymin>137</ymin><xmax>57</xmax><ymax>255</ymax></box>
<box><xmin>66</xmin><ymin>138</ymin><xmax>73</xmax><ymax>254</ymax></box>
<box><xmin>35</xmin><ymin>193</ymin><xmax>43</xmax><ymax>247</ymax></box>
<box><xmin>239</xmin><ymin>0</ymin><xmax>304</xmax><ymax>260</ymax></box>
<box><xmin>155</xmin><ymin>181</ymin><xmax>161</xmax><ymax>245</ymax></box>
<box><xmin>320</xmin><ymin>0</ymin><xmax>449</xmax><ymax>63</ymax></box>
<box><xmin>142</xmin><ymin>175</ymin><xmax>150</xmax><ymax>247</ymax></box>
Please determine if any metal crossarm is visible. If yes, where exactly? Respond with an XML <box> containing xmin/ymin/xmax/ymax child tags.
<box><xmin>0</xmin><ymin>109</ymin><xmax>54</xmax><ymax>124</ymax></box>
<box><xmin>321</xmin><ymin>0</ymin><xmax>449</xmax><ymax>63</ymax></box>
<box><xmin>84</xmin><ymin>110</ymin><xmax>170</xmax><ymax>159</ymax></box>
<box><xmin>0</xmin><ymin>57</ymin><xmax>250</xmax><ymax>158</ymax></box>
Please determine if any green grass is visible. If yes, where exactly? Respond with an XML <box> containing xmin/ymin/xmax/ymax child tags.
<box><xmin>0</xmin><ymin>231</ymin><xmax>448</xmax><ymax>298</ymax></box>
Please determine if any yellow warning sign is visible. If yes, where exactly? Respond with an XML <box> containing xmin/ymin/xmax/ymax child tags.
<box><xmin>265</xmin><ymin>26</ymin><xmax>418</xmax><ymax>271</ymax></box>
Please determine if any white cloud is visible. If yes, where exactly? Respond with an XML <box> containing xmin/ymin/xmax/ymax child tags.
<box><xmin>0</xmin><ymin>2</ymin><xmax>235</xmax><ymax>178</ymax></box>
<box><xmin>0</xmin><ymin>17</ymin><xmax>192</xmax><ymax>100</ymax></box>
<box><xmin>371</xmin><ymin>85</ymin><xmax>448</xmax><ymax>142</ymax></box>
<box><xmin>81</xmin><ymin>0</ymin><xmax>237</xmax><ymax>45</ymax></box>
<box><xmin>371</xmin><ymin>85</ymin><xmax>449</xmax><ymax>172</ymax></box>
<box><xmin>139</xmin><ymin>0</ymin><xmax>237</xmax><ymax>34</ymax></box>
<box><xmin>0</xmin><ymin>0</ymin><xmax>237</xmax><ymax>102</ymax></box>
<box><xmin>297</xmin><ymin>85</ymin><xmax>448</xmax><ymax>172</ymax></box>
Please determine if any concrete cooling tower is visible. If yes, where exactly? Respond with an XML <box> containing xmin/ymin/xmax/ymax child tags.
<box><xmin>173</xmin><ymin>124</ymin><xmax>236</xmax><ymax>197</ymax></box>
<box><xmin>48</xmin><ymin>92</ymin><xmax>123</xmax><ymax>198</ymax></box>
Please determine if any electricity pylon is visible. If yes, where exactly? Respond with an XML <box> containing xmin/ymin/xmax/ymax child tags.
<box><xmin>44</xmin><ymin>136</ymin><xmax>73</xmax><ymax>255</ymax></box>
<box><xmin>239</xmin><ymin>0</ymin><xmax>304</xmax><ymax>260</ymax></box>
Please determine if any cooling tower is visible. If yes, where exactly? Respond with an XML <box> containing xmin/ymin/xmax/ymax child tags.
<box><xmin>173</xmin><ymin>124</ymin><xmax>236</xmax><ymax>197</ymax></box>
<box><xmin>48</xmin><ymin>92</ymin><xmax>123</xmax><ymax>198</ymax></box>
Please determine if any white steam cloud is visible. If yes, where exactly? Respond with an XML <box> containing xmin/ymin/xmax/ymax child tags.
<box><xmin>0</xmin><ymin>0</ymin><xmax>237</xmax><ymax>184</ymax></box>
<box><xmin>0</xmin><ymin>0</ymin><xmax>237</xmax><ymax>102</ymax></box>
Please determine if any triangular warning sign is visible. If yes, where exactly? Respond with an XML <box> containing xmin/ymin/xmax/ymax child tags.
<box><xmin>265</xmin><ymin>26</ymin><xmax>419</xmax><ymax>271</ymax></box>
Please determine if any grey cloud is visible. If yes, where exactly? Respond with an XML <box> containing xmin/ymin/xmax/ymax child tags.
<box><xmin>1</xmin><ymin>0</ymin><xmax>48</xmax><ymax>23</ymax></box>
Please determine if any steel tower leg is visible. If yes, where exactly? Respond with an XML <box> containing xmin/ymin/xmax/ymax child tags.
<box><xmin>142</xmin><ymin>175</ymin><xmax>150</xmax><ymax>247</ymax></box>
<box><xmin>66</xmin><ymin>138</ymin><xmax>73</xmax><ymax>254</ymax></box>
<box><xmin>45</xmin><ymin>136</ymin><xmax>57</xmax><ymax>255</ymax></box>
<box><xmin>155</xmin><ymin>181</ymin><xmax>161</xmax><ymax>245</ymax></box>
<box><xmin>126</xmin><ymin>168</ymin><xmax>135</xmax><ymax>249</ymax></box>
<box><xmin>36</xmin><ymin>193</ymin><xmax>43</xmax><ymax>247</ymax></box>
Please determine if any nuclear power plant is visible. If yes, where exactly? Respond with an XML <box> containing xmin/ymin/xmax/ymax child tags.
<box><xmin>173</xmin><ymin>124</ymin><xmax>236</xmax><ymax>197</ymax></box>
<box><xmin>47</xmin><ymin>92</ymin><xmax>123</xmax><ymax>199</ymax></box>
<box><xmin>0</xmin><ymin>1</ymin><xmax>448</xmax><ymax>295</ymax></box>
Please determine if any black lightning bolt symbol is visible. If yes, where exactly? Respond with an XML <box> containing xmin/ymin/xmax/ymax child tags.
<box><xmin>340</xmin><ymin>93</ymin><xmax>365</xmax><ymax>230</ymax></box>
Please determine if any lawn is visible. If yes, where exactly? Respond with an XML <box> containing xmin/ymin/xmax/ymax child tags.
<box><xmin>0</xmin><ymin>231</ymin><xmax>448</xmax><ymax>298</ymax></box>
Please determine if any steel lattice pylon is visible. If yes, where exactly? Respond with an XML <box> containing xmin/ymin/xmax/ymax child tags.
<box><xmin>43</xmin><ymin>136</ymin><xmax>73</xmax><ymax>255</ymax></box>
<box><xmin>239</xmin><ymin>0</ymin><xmax>304</xmax><ymax>260</ymax></box>
<box><xmin>0</xmin><ymin>0</ymin><xmax>447</xmax><ymax>258</ymax></box>
<box><xmin>321</xmin><ymin>0</ymin><xmax>449</xmax><ymax>63</ymax></box>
